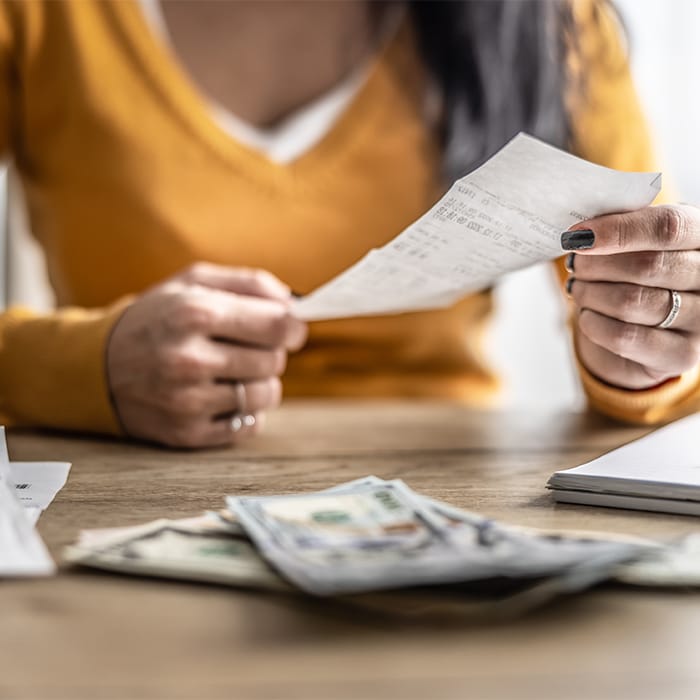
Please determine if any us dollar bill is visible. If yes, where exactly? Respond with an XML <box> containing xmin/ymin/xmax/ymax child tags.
<box><xmin>65</xmin><ymin>514</ymin><xmax>288</xmax><ymax>591</ymax></box>
<box><xmin>227</xmin><ymin>479</ymin><xmax>649</xmax><ymax>596</ymax></box>
<box><xmin>67</xmin><ymin>478</ymin><xmax>693</xmax><ymax>602</ymax></box>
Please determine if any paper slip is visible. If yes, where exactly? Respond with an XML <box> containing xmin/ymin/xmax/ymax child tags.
<box><xmin>0</xmin><ymin>426</ymin><xmax>72</xmax><ymax>517</ymax></box>
<box><xmin>10</xmin><ymin>461</ymin><xmax>72</xmax><ymax>513</ymax></box>
<box><xmin>0</xmin><ymin>479</ymin><xmax>55</xmax><ymax>576</ymax></box>
<box><xmin>293</xmin><ymin>133</ymin><xmax>661</xmax><ymax>321</ymax></box>
<box><xmin>0</xmin><ymin>428</ymin><xmax>55</xmax><ymax>576</ymax></box>
<box><xmin>547</xmin><ymin>413</ymin><xmax>700</xmax><ymax>515</ymax></box>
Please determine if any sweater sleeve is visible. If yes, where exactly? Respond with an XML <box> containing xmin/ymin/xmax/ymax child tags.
<box><xmin>0</xmin><ymin>3</ymin><xmax>128</xmax><ymax>434</ymax></box>
<box><xmin>0</xmin><ymin>302</ymin><xmax>131</xmax><ymax>433</ymax></box>
<box><xmin>561</xmin><ymin>0</ymin><xmax>700</xmax><ymax>424</ymax></box>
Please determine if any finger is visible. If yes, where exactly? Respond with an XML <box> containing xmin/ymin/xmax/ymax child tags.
<box><xmin>578</xmin><ymin>309</ymin><xmax>700</xmax><ymax>375</ymax></box>
<box><xmin>160</xmin><ymin>339</ymin><xmax>286</xmax><ymax>383</ymax></box>
<box><xmin>211</xmin><ymin>344</ymin><xmax>287</xmax><ymax>381</ymax></box>
<box><xmin>576</xmin><ymin>331</ymin><xmax>675</xmax><ymax>390</ymax></box>
<box><xmin>208</xmin><ymin>294</ymin><xmax>307</xmax><ymax>350</ymax></box>
<box><xmin>569</xmin><ymin>280</ymin><xmax>700</xmax><ymax>331</ymax></box>
<box><xmin>562</xmin><ymin>204</ymin><xmax>700</xmax><ymax>255</ymax></box>
<box><xmin>570</xmin><ymin>250</ymin><xmax>700</xmax><ymax>291</ymax></box>
<box><xmin>210</xmin><ymin>378</ymin><xmax>282</xmax><ymax>416</ymax></box>
<box><xmin>165</xmin><ymin>289</ymin><xmax>307</xmax><ymax>350</ymax></box>
<box><xmin>178</xmin><ymin>263</ymin><xmax>291</xmax><ymax>302</ymax></box>
<box><xmin>163</xmin><ymin>378</ymin><xmax>282</xmax><ymax>418</ymax></box>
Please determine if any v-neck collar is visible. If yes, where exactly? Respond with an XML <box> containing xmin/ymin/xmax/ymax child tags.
<box><xmin>108</xmin><ymin>0</ymin><xmax>405</xmax><ymax>184</ymax></box>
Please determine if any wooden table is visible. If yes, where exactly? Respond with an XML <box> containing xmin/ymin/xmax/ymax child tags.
<box><xmin>2</xmin><ymin>401</ymin><xmax>699</xmax><ymax>700</ymax></box>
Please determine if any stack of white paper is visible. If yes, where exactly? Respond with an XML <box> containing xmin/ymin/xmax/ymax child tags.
<box><xmin>293</xmin><ymin>133</ymin><xmax>661</xmax><ymax>322</ymax></box>
<box><xmin>547</xmin><ymin>413</ymin><xmax>700</xmax><ymax>515</ymax></box>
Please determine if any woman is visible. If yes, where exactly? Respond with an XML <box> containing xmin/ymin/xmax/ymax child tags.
<box><xmin>0</xmin><ymin>0</ymin><xmax>698</xmax><ymax>447</ymax></box>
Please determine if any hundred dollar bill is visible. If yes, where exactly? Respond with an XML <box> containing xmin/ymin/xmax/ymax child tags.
<box><xmin>227</xmin><ymin>479</ymin><xmax>647</xmax><ymax>596</ymax></box>
<box><xmin>65</xmin><ymin>515</ymin><xmax>288</xmax><ymax>591</ymax></box>
<box><xmin>74</xmin><ymin>512</ymin><xmax>244</xmax><ymax>549</ymax></box>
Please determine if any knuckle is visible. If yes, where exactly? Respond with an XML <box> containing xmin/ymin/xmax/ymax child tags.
<box><xmin>266</xmin><ymin>307</ymin><xmax>291</xmax><ymax>345</ymax></box>
<box><xmin>637</xmin><ymin>251</ymin><xmax>666</xmax><ymax>281</ymax></box>
<box><xmin>251</xmin><ymin>267</ymin><xmax>269</xmax><ymax>285</ymax></box>
<box><xmin>250</xmin><ymin>349</ymin><xmax>287</xmax><ymax>377</ymax></box>
<box><xmin>181</xmin><ymin>262</ymin><xmax>212</xmax><ymax>282</ymax></box>
<box><xmin>612</xmin><ymin>321</ymin><xmax>641</xmax><ymax>354</ymax></box>
<box><xmin>252</xmin><ymin>267</ymin><xmax>279</xmax><ymax>290</ymax></box>
<box><xmin>615</xmin><ymin>213</ymin><xmax>635</xmax><ymax>251</ymax></box>
<box><xmin>173</xmin><ymin>297</ymin><xmax>217</xmax><ymax>334</ymax></box>
<box><xmin>273</xmin><ymin>348</ymin><xmax>287</xmax><ymax>375</ymax></box>
<box><xmin>243</xmin><ymin>267</ymin><xmax>269</xmax><ymax>292</ymax></box>
<box><xmin>659</xmin><ymin>206</ymin><xmax>687</xmax><ymax>248</ymax></box>
<box><xmin>161</xmin><ymin>345</ymin><xmax>209</xmax><ymax>382</ymax></box>
<box><xmin>618</xmin><ymin>285</ymin><xmax>645</xmax><ymax>316</ymax></box>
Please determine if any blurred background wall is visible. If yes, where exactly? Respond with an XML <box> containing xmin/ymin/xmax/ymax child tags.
<box><xmin>1</xmin><ymin>0</ymin><xmax>698</xmax><ymax>409</ymax></box>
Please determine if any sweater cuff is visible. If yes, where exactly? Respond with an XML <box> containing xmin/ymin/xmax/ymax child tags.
<box><xmin>0</xmin><ymin>299</ymin><xmax>132</xmax><ymax>435</ymax></box>
<box><xmin>577</xmin><ymin>355</ymin><xmax>700</xmax><ymax>425</ymax></box>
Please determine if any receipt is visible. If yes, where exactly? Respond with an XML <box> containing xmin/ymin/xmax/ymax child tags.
<box><xmin>293</xmin><ymin>133</ymin><xmax>661</xmax><ymax>321</ymax></box>
<box><xmin>0</xmin><ymin>427</ymin><xmax>58</xmax><ymax>576</ymax></box>
<box><xmin>10</xmin><ymin>461</ymin><xmax>72</xmax><ymax>512</ymax></box>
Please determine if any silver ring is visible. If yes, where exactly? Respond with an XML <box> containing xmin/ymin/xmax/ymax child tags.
<box><xmin>230</xmin><ymin>414</ymin><xmax>256</xmax><ymax>433</ymax></box>
<box><xmin>233</xmin><ymin>381</ymin><xmax>247</xmax><ymax>415</ymax></box>
<box><xmin>657</xmin><ymin>290</ymin><xmax>682</xmax><ymax>329</ymax></box>
<box><xmin>230</xmin><ymin>382</ymin><xmax>254</xmax><ymax>433</ymax></box>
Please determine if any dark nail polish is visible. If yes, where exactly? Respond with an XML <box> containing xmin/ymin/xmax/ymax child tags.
<box><xmin>561</xmin><ymin>229</ymin><xmax>595</xmax><ymax>251</ymax></box>
<box><xmin>565</xmin><ymin>252</ymin><xmax>575</xmax><ymax>273</ymax></box>
<box><xmin>565</xmin><ymin>277</ymin><xmax>575</xmax><ymax>296</ymax></box>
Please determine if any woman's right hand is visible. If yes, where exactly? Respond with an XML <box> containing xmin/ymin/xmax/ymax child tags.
<box><xmin>106</xmin><ymin>263</ymin><xmax>307</xmax><ymax>448</ymax></box>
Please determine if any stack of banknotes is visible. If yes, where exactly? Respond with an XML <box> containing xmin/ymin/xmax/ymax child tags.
<box><xmin>65</xmin><ymin>477</ymin><xmax>700</xmax><ymax>614</ymax></box>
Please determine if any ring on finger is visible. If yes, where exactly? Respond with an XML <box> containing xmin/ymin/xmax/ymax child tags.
<box><xmin>230</xmin><ymin>381</ymin><xmax>254</xmax><ymax>433</ymax></box>
<box><xmin>656</xmin><ymin>289</ymin><xmax>682</xmax><ymax>330</ymax></box>
<box><xmin>231</xmin><ymin>413</ymin><xmax>256</xmax><ymax>433</ymax></box>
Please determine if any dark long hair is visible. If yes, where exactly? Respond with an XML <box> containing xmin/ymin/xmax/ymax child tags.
<box><xmin>408</xmin><ymin>0</ymin><xmax>584</xmax><ymax>180</ymax></box>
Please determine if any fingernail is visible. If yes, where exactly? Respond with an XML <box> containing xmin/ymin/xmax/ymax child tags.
<box><xmin>565</xmin><ymin>252</ymin><xmax>576</xmax><ymax>273</ymax></box>
<box><xmin>565</xmin><ymin>277</ymin><xmax>575</xmax><ymax>296</ymax></box>
<box><xmin>561</xmin><ymin>229</ymin><xmax>595</xmax><ymax>251</ymax></box>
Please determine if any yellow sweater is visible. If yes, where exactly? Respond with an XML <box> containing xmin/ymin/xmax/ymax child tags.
<box><xmin>0</xmin><ymin>0</ymin><xmax>698</xmax><ymax>434</ymax></box>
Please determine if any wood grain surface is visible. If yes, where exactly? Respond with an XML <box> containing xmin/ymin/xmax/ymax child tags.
<box><xmin>2</xmin><ymin>401</ymin><xmax>699</xmax><ymax>700</ymax></box>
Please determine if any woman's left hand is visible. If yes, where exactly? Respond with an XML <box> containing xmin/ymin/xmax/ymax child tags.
<box><xmin>563</xmin><ymin>204</ymin><xmax>700</xmax><ymax>390</ymax></box>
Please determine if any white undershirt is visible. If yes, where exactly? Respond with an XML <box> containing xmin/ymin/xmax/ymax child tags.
<box><xmin>139</xmin><ymin>0</ymin><xmax>369</xmax><ymax>164</ymax></box>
